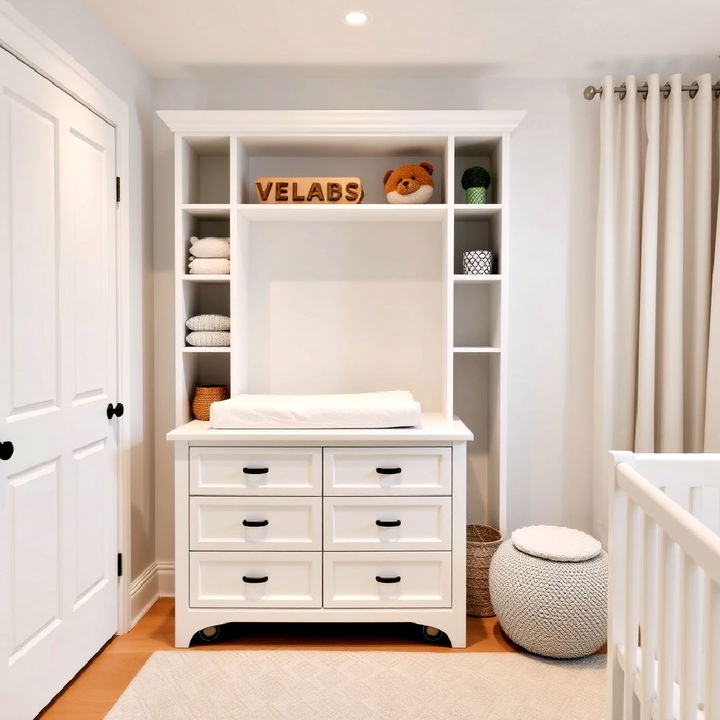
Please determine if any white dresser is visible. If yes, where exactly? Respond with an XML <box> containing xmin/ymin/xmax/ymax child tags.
<box><xmin>160</xmin><ymin>109</ymin><xmax>522</xmax><ymax>648</ymax></box>
<box><xmin>168</xmin><ymin>416</ymin><xmax>471</xmax><ymax>647</ymax></box>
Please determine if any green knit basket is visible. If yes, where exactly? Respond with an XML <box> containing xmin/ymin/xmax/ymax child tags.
<box><xmin>466</xmin><ymin>187</ymin><xmax>487</xmax><ymax>204</ymax></box>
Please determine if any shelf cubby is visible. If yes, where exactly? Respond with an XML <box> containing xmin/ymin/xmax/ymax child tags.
<box><xmin>236</xmin><ymin>135</ymin><xmax>449</xmax><ymax>204</ymax></box>
<box><xmin>180</xmin><ymin>206</ymin><xmax>230</xmax><ymax>280</ymax></box>
<box><xmin>181</xmin><ymin>282</ymin><xmax>230</xmax><ymax>329</ymax></box>
<box><xmin>454</xmin><ymin>136</ymin><xmax>503</xmax><ymax>205</ymax></box>
<box><xmin>179</xmin><ymin>351</ymin><xmax>231</xmax><ymax>421</ymax></box>
<box><xmin>454</xmin><ymin>214</ymin><xmax>502</xmax><ymax>275</ymax></box>
<box><xmin>179</xmin><ymin>136</ymin><xmax>231</xmax><ymax>204</ymax></box>
<box><xmin>453</xmin><ymin>352</ymin><xmax>502</xmax><ymax>529</ymax></box>
<box><xmin>454</xmin><ymin>282</ymin><xmax>501</xmax><ymax>349</ymax></box>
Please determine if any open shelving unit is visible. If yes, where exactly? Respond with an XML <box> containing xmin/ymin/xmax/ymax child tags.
<box><xmin>162</xmin><ymin>110</ymin><xmax>523</xmax><ymax>532</ymax></box>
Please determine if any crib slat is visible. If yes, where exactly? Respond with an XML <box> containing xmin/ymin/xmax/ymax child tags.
<box><xmin>657</xmin><ymin>534</ymin><xmax>677</xmax><ymax>719</ymax></box>
<box><xmin>679</xmin><ymin>556</ymin><xmax>700</xmax><ymax>719</ymax></box>
<box><xmin>624</xmin><ymin>501</ymin><xmax>641</xmax><ymax>719</ymax></box>
<box><xmin>705</xmin><ymin>581</ymin><xmax>720</xmax><ymax>720</ymax></box>
<box><xmin>640</xmin><ymin>516</ymin><xmax>658</xmax><ymax>720</ymax></box>
<box><xmin>609</xmin><ymin>486</ymin><xmax>629</xmax><ymax>720</ymax></box>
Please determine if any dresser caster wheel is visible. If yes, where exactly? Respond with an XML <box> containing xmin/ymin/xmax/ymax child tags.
<box><xmin>196</xmin><ymin>625</ymin><xmax>223</xmax><ymax>643</ymax></box>
<box><xmin>421</xmin><ymin>625</ymin><xmax>447</xmax><ymax>644</ymax></box>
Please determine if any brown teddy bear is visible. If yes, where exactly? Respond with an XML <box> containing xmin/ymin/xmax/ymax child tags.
<box><xmin>382</xmin><ymin>162</ymin><xmax>434</xmax><ymax>204</ymax></box>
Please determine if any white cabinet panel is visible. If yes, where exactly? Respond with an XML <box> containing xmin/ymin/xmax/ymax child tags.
<box><xmin>324</xmin><ymin>497</ymin><xmax>451</xmax><ymax>551</ymax></box>
<box><xmin>7</xmin><ymin>460</ymin><xmax>61</xmax><ymax>655</ymax></box>
<box><xmin>73</xmin><ymin>440</ymin><xmax>112</xmax><ymax>608</ymax></box>
<box><xmin>190</xmin><ymin>552</ymin><xmax>321</xmax><ymax>608</ymax></box>
<box><xmin>190</xmin><ymin>496</ymin><xmax>321</xmax><ymax>551</ymax></box>
<box><xmin>68</xmin><ymin>128</ymin><xmax>113</xmax><ymax>403</ymax></box>
<box><xmin>6</xmin><ymin>93</ymin><xmax>59</xmax><ymax>419</ymax></box>
<box><xmin>324</xmin><ymin>447</ymin><xmax>451</xmax><ymax>495</ymax></box>
<box><xmin>323</xmin><ymin>552</ymin><xmax>452</xmax><ymax>608</ymax></box>
<box><xmin>190</xmin><ymin>447</ymin><xmax>322</xmax><ymax>495</ymax></box>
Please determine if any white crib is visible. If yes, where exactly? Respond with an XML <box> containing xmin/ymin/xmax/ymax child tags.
<box><xmin>609</xmin><ymin>452</ymin><xmax>720</xmax><ymax>720</ymax></box>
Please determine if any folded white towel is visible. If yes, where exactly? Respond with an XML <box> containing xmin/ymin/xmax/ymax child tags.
<box><xmin>188</xmin><ymin>258</ymin><xmax>230</xmax><ymax>274</ymax></box>
<box><xmin>209</xmin><ymin>390</ymin><xmax>422</xmax><ymax>429</ymax></box>
<box><xmin>186</xmin><ymin>331</ymin><xmax>231</xmax><ymax>347</ymax></box>
<box><xmin>189</xmin><ymin>236</ymin><xmax>230</xmax><ymax>258</ymax></box>
<box><xmin>186</xmin><ymin>314</ymin><xmax>231</xmax><ymax>332</ymax></box>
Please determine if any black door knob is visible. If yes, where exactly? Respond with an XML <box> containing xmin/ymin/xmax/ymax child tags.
<box><xmin>107</xmin><ymin>403</ymin><xmax>125</xmax><ymax>420</ymax></box>
<box><xmin>0</xmin><ymin>441</ymin><xmax>13</xmax><ymax>461</ymax></box>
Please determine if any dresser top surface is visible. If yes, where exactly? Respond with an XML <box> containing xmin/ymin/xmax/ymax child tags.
<box><xmin>167</xmin><ymin>413</ymin><xmax>472</xmax><ymax>444</ymax></box>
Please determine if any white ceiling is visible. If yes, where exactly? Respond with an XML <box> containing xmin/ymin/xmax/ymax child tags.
<box><xmin>81</xmin><ymin>0</ymin><xmax>720</xmax><ymax>79</ymax></box>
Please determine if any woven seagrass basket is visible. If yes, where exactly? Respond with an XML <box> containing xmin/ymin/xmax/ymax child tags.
<box><xmin>467</xmin><ymin>524</ymin><xmax>503</xmax><ymax>617</ymax></box>
<box><xmin>192</xmin><ymin>385</ymin><xmax>229</xmax><ymax>421</ymax></box>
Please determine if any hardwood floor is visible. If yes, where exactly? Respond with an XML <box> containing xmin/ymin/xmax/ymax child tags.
<box><xmin>38</xmin><ymin>598</ymin><xmax>516</xmax><ymax>719</ymax></box>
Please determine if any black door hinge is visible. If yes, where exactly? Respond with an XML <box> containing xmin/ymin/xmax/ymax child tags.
<box><xmin>116</xmin><ymin>176</ymin><xmax>120</xmax><ymax>202</ymax></box>
<box><xmin>117</xmin><ymin>552</ymin><xmax>123</xmax><ymax>577</ymax></box>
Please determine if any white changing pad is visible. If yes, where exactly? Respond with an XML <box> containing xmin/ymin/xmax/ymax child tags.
<box><xmin>209</xmin><ymin>391</ymin><xmax>422</xmax><ymax>429</ymax></box>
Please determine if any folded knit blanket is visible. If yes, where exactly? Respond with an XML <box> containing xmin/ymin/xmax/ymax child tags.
<box><xmin>188</xmin><ymin>258</ymin><xmax>230</xmax><ymax>274</ymax></box>
<box><xmin>186</xmin><ymin>314</ymin><xmax>231</xmax><ymax>332</ymax></box>
<box><xmin>189</xmin><ymin>236</ymin><xmax>230</xmax><ymax>258</ymax></box>
<box><xmin>186</xmin><ymin>331</ymin><xmax>231</xmax><ymax>347</ymax></box>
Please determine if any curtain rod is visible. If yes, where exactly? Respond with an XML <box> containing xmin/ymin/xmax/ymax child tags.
<box><xmin>583</xmin><ymin>80</ymin><xmax>720</xmax><ymax>100</ymax></box>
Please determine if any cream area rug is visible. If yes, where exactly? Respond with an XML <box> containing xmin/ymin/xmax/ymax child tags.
<box><xmin>105</xmin><ymin>650</ymin><xmax>606</xmax><ymax>719</ymax></box>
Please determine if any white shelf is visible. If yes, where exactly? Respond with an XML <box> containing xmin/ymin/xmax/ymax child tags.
<box><xmin>453</xmin><ymin>204</ymin><xmax>502</xmax><ymax>219</ymax></box>
<box><xmin>182</xmin><ymin>347</ymin><xmax>231</xmax><ymax>353</ymax></box>
<box><xmin>453</xmin><ymin>274</ymin><xmax>501</xmax><ymax>284</ymax></box>
<box><xmin>166</xmin><ymin>111</ymin><xmax>518</xmax><ymax>534</ymax></box>
<box><xmin>453</xmin><ymin>347</ymin><xmax>501</xmax><ymax>354</ymax></box>
<box><xmin>181</xmin><ymin>203</ymin><xmax>231</xmax><ymax>218</ymax></box>
<box><xmin>237</xmin><ymin>203</ymin><xmax>448</xmax><ymax>223</ymax></box>
<box><xmin>181</xmin><ymin>274</ymin><xmax>230</xmax><ymax>283</ymax></box>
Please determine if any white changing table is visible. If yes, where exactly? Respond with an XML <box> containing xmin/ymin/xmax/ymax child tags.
<box><xmin>167</xmin><ymin>414</ymin><xmax>471</xmax><ymax>648</ymax></box>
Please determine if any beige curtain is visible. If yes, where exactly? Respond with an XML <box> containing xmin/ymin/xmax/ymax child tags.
<box><xmin>593</xmin><ymin>74</ymin><xmax>720</xmax><ymax>542</ymax></box>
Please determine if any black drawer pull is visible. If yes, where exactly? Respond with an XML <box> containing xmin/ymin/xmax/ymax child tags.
<box><xmin>243</xmin><ymin>467</ymin><xmax>269</xmax><ymax>475</ymax></box>
<box><xmin>376</xmin><ymin>575</ymin><xmax>401</xmax><ymax>584</ymax></box>
<box><xmin>376</xmin><ymin>467</ymin><xmax>401</xmax><ymax>475</ymax></box>
<box><xmin>376</xmin><ymin>519</ymin><xmax>401</xmax><ymax>527</ymax></box>
<box><xmin>242</xmin><ymin>575</ymin><xmax>269</xmax><ymax>584</ymax></box>
<box><xmin>243</xmin><ymin>519</ymin><xmax>269</xmax><ymax>527</ymax></box>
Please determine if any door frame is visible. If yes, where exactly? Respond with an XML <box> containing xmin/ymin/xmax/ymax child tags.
<box><xmin>0</xmin><ymin>0</ymin><xmax>133</xmax><ymax>633</ymax></box>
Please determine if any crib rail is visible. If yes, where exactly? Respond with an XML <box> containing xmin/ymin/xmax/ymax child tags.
<box><xmin>610</xmin><ymin>460</ymin><xmax>720</xmax><ymax>720</ymax></box>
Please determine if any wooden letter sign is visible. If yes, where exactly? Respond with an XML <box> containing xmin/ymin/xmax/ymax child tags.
<box><xmin>255</xmin><ymin>177</ymin><xmax>364</xmax><ymax>204</ymax></box>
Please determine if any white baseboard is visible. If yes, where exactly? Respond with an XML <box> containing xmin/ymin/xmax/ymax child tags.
<box><xmin>156</xmin><ymin>561</ymin><xmax>175</xmax><ymax>596</ymax></box>
<box><xmin>130</xmin><ymin>561</ymin><xmax>175</xmax><ymax>627</ymax></box>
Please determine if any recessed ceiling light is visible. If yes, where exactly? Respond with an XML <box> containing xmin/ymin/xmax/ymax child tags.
<box><xmin>345</xmin><ymin>11</ymin><xmax>369</xmax><ymax>25</ymax></box>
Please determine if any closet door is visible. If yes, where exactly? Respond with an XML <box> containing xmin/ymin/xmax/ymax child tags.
<box><xmin>0</xmin><ymin>50</ymin><xmax>118</xmax><ymax>720</ymax></box>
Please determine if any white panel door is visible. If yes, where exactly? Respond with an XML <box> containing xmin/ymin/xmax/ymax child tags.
<box><xmin>0</xmin><ymin>51</ymin><xmax>118</xmax><ymax>720</ymax></box>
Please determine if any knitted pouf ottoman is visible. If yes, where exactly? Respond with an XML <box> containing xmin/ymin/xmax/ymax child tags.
<box><xmin>489</xmin><ymin>525</ymin><xmax>608</xmax><ymax>658</ymax></box>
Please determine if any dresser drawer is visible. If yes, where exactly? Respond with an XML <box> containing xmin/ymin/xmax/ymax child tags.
<box><xmin>323</xmin><ymin>552</ymin><xmax>451</xmax><ymax>608</ymax></box>
<box><xmin>323</xmin><ymin>447</ymin><xmax>451</xmax><ymax>496</ymax></box>
<box><xmin>189</xmin><ymin>447</ymin><xmax>322</xmax><ymax>496</ymax></box>
<box><xmin>323</xmin><ymin>497</ymin><xmax>451</xmax><ymax>551</ymax></box>
<box><xmin>190</xmin><ymin>551</ymin><xmax>321</xmax><ymax>608</ymax></box>
<box><xmin>190</xmin><ymin>497</ymin><xmax>321</xmax><ymax>551</ymax></box>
